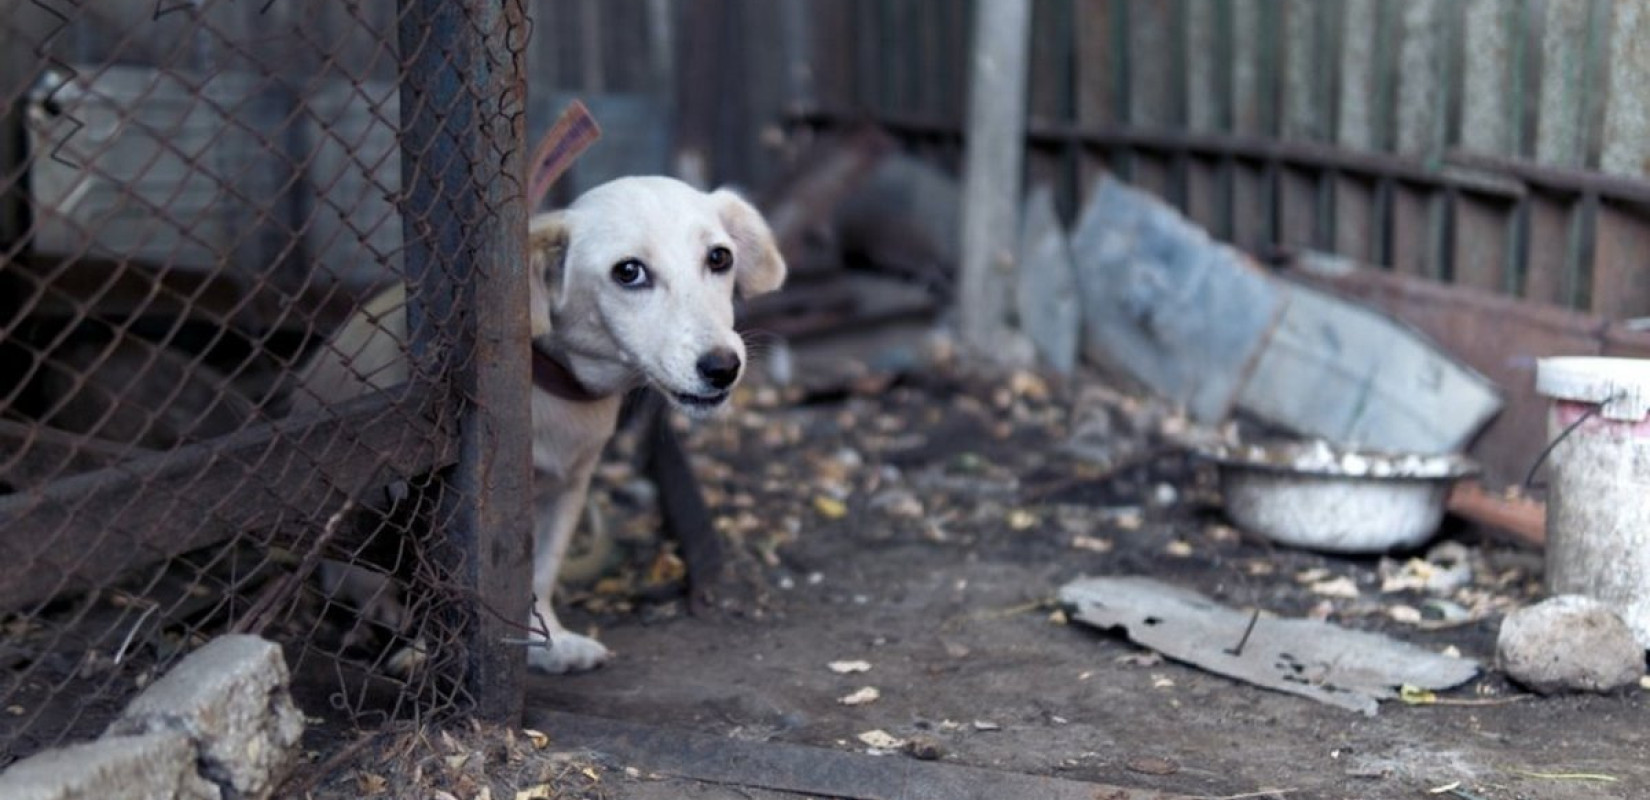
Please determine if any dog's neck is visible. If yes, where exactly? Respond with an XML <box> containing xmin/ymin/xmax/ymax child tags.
<box><xmin>531</xmin><ymin>346</ymin><xmax>607</xmax><ymax>403</ymax></box>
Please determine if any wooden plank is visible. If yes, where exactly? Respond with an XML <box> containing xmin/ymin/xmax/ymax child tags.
<box><xmin>527</xmin><ymin>710</ymin><xmax>1186</xmax><ymax>800</ymax></box>
<box><xmin>1523</xmin><ymin>192</ymin><xmax>1581</xmax><ymax>306</ymax></box>
<box><xmin>1182</xmin><ymin>1</ymin><xmax>1222</xmax><ymax>232</ymax></box>
<box><xmin>1526</xmin><ymin>0</ymin><xmax>1596</xmax><ymax>308</ymax></box>
<box><xmin>957</xmin><ymin>0</ymin><xmax>1031</xmax><ymax>354</ymax></box>
<box><xmin>0</xmin><ymin>420</ymin><xmax>153</xmax><ymax>492</ymax></box>
<box><xmin>1334</xmin><ymin>0</ymin><xmax>1380</xmax><ymax>261</ymax></box>
<box><xmin>1591</xmin><ymin>201</ymin><xmax>1650</xmax><ymax>319</ymax></box>
<box><xmin>805</xmin><ymin>0</ymin><xmax>854</xmax><ymax>111</ymax></box>
<box><xmin>1390</xmin><ymin>0</ymin><xmax>1449</xmax><ymax>278</ymax></box>
<box><xmin>1277</xmin><ymin>167</ymin><xmax>1319</xmax><ymax>250</ymax></box>
<box><xmin>0</xmin><ymin>387</ymin><xmax>454</xmax><ymax>615</ymax></box>
<box><xmin>1028</xmin><ymin>0</ymin><xmax>1067</xmax><ymax>125</ymax></box>
<box><xmin>1535</xmin><ymin>0</ymin><xmax>1597</xmax><ymax>168</ymax></box>
<box><xmin>1227</xmin><ymin>0</ymin><xmax>1273</xmax><ymax>250</ymax></box>
<box><xmin>1590</xmin><ymin>2</ymin><xmax>1650</xmax><ymax>318</ymax></box>
<box><xmin>1122</xmin><ymin>0</ymin><xmax>1177</xmax><ymax>201</ymax></box>
<box><xmin>1452</xmin><ymin>0</ymin><xmax>1522</xmax><ymax>294</ymax></box>
<box><xmin>1277</xmin><ymin>0</ymin><xmax>1327</xmax><ymax>250</ymax></box>
<box><xmin>1598</xmin><ymin>1</ymin><xmax>1650</xmax><ymax>177</ymax></box>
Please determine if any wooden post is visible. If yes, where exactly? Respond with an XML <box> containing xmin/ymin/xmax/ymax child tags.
<box><xmin>398</xmin><ymin>0</ymin><xmax>534</xmax><ymax>724</ymax></box>
<box><xmin>957</xmin><ymin>0</ymin><xmax>1031</xmax><ymax>357</ymax></box>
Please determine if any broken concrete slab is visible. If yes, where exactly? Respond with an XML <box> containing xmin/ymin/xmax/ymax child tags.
<box><xmin>1058</xmin><ymin>576</ymin><xmax>1479</xmax><ymax>715</ymax></box>
<box><xmin>0</xmin><ymin>731</ymin><xmax>217</xmax><ymax>800</ymax></box>
<box><xmin>1017</xmin><ymin>184</ymin><xmax>1080</xmax><ymax>374</ymax></box>
<box><xmin>108</xmin><ymin>634</ymin><xmax>304</xmax><ymax>800</ymax></box>
<box><xmin>1235</xmin><ymin>278</ymin><xmax>1503</xmax><ymax>454</ymax></box>
<box><xmin>1070</xmin><ymin>176</ymin><xmax>1286</xmax><ymax>422</ymax></box>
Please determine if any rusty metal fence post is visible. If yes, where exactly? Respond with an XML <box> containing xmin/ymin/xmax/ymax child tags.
<box><xmin>398</xmin><ymin>0</ymin><xmax>534</xmax><ymax>723</ymax></box>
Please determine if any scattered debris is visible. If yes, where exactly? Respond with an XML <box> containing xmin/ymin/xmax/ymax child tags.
<box><xmin>856</xmin><ymin>730</ymin><xmax>905</xmax><ymax>750</ymax></box>
<box><xmin>1497</xmin><ymin>595</ymin><xmax>1645</xmax><ymax>695</ymax></box>
<box><xmin>1380</xmin><ymin>543</ymin><xmax>1475</xmax><ymax>595</ymax></box>
<box><xmin>970</xmin><ymin>720</ymin><xmax>1001</xmax><ymax>732</ymax></box>
<box><xmin>838</xmin><ymin>687</ymin><xmax>881</xmax><ymax>706</ymax></box>
<box><xmin>904</xmin><ymin>735</ymin><xmax>944</xmax><ymax>761</ymax></box>
<box><xmin>1059</xmin><ymin>576</ymin><xmax>1479</xmax><ymax>715</ymax></box>
<box><xmin>828</xmin><ymin>660</ymin><xmax>872</xmax><ymax>674</ymax></box>
<box><xmin>1070</xmin><ymin>175</ymin><xmax>1285</xmax><ymax>422</ymax></box>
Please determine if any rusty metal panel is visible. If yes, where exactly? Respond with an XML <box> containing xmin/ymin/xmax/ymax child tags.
<box><xmin>1237</xmin><ymin>279</ymin><xmax>1503</xmax><ymax>454</ymax></box>
<box><xmin>1071</xmin><ymin>175</ymin><xmax>1286</xmax><ymax>422</ymax></box>
<box><xmin>1292</xmin><ymin>263</ymin><xmax>1613</xmax><ymax>489</ymax></box>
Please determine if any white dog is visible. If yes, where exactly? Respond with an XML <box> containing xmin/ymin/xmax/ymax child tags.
<box><xmin>291</xmin><ymin>176</ymin><xmax>786</xmax><ymax>673</ymax></box>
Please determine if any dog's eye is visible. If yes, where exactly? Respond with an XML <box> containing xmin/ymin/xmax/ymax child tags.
<box><xmin>706</xmin><ymin>246</ymin><xmax>733</xmax><ymax>273</ymax></box>
<box><xmin>611</xmin><ymin>259</ymin><xmax>650</xmax><ymax>288</ymax></box>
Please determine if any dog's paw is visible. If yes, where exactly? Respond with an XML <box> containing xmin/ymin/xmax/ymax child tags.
<box><xmin>526</xmin><ymin>630</ymin><xmax>612</xmax><ymax>674</ymax></box>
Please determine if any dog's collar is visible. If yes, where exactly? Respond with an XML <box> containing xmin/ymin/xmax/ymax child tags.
<box><xmin>531</xmin><ymin>347</ymin><xmax>606</xmax><ymax>403</ymax></box>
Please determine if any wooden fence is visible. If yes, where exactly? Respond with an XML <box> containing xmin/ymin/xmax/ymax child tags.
<box><xmin>783</xmin><ymin>0</ymin><xmax>1650</xmax><ymax>319</ymax></box>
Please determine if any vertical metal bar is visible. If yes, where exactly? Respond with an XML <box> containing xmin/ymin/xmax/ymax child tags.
<box><xmin>398</xmin><ymin>0</ymin><xmax>533</xmax><ymax>724</ymax></box>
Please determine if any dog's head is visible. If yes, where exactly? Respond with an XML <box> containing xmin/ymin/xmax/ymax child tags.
<box><xmin>527</xmin><ymin>176</ymin><xmax>786</xmax><ymax>415</ymax></box>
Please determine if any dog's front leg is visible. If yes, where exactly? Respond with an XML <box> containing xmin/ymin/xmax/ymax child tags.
<box><xmin>526</xmin><ymin>459</ymin><xmax>613</xmax><ymax>674</ymax></box>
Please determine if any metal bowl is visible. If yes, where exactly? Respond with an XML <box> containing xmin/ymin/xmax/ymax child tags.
<box><xmin>1203</xmin><ymin>441</ymin><xmax>1479</xmax><ymax>554</ymax></box>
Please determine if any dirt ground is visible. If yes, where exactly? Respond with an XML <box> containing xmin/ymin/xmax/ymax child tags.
<box><xmin>300</xmin><ymin>329</ymin><xmax>1649</xmax><ymax>800</ymax></box>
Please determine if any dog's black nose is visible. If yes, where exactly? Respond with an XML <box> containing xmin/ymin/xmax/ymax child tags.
<box><xmin>696</xmin><ymin>349</ymin><xmax>742</xmax><ymax>390</ymax></box>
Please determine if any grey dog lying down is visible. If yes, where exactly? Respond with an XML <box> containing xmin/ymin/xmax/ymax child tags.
<box><xmin>290</xmin><ymin>176</ymin><xmax>786</xmax><ymax>673</ymax></box>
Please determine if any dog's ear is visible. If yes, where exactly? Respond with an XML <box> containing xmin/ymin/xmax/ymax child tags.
<box><xmin>527</xmin><ymin>210</ymin><xmax>570</xmax><ymax>337</ymax></box>
<box><xmin>712</xmin><ymin>188</ymin><xmax>787</xmax><ymax>298</ymax></box>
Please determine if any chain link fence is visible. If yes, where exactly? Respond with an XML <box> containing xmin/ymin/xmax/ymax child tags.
<box><xmin>0</xmin><ymin>0</ymin><xmax>534</xmax><ymax>763</ymax></box>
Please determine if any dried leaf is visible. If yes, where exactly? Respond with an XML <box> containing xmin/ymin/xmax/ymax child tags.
<box><xmin>1400</xmin><ymin>684</ymin><xmax>1438</xmax><ymax>705</ymax></box>
<box><xmin>813</xmin><ymin>496</ymin><xmax>848</xmax><ymax>519</ymax></box>
<box><xmin>514</xmin><ymin>784</ymin><xmax>554</xmax><ymax>800</ymax></box>
<box><xmin>1071</xmin><ymin>535</ymin><xmax>1113</xmax><ymax>553</ymax></box>
<box><xmin>522</xmin><ymin>728</ymin><xmax>550</xmax><ymax>750</ymax></box>
<box><xmin>1006</xmin><ymin>508</ymin><xmax>1038</xmax><ymax>531</ymax></box>
<box><xmin>355</xmin><ymin>772</ymin><xmax>388</xmax><ymax>796</ymax></box>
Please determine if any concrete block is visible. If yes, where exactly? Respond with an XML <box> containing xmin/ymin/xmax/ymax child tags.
<box><xmin>0</xmin><ymin>731</ymin><xmax>217</xmax><ymax>800</ymax></box>
<box><xmin>109</xmin><ymin>635</ymin><xmax>304</xmax><ymax>800</ymax></box>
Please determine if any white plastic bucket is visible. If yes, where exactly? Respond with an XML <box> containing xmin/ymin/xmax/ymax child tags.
<box><xmin>1535</xmin><ymin>357</ymin><xmax>1650</xmax><ymax>648</ymax></box>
